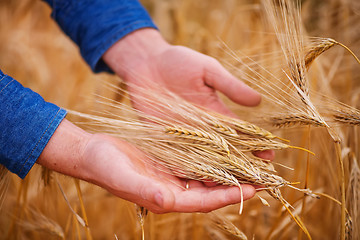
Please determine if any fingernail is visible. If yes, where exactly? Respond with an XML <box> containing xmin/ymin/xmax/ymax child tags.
<box><xmin>154</xmin><ymin>192</ymin><xmax>163</xmax><ymax>208</ymax></box>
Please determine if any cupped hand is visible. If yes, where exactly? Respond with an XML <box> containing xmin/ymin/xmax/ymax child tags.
<box><xmin>38</xmin><ymin>120</ymin><xmax>255</xmax><ymax>213</ymax></box>
<box><xmin>80</xmin><ymin>133</ymin><xmax>256</xmax><ymax>214</ymax></box>
<box><xmin>103</xmin><ymin>28</ymin><xmax>261</xmax><ymax>116</ymax></box>
<box><xmin>103</xmin><ymin>28</ymin><xmax>274</xmax><ymax>161</ymax></box>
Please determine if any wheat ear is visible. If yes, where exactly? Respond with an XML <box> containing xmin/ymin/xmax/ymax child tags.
<box><xmin>208</xmin><ymin>212</ymin><xmax>247</xmax><ymax>240</ymax></box>
<box><xmin>305</xmin><ymin>37</ymin><xmax>360</xmax><ymax>68</ymax></box>
<box><xmin>165</xmin><ymin>126</ymin><xmax>230</xmax><ymax>156</ymax></box>
<box><xmin>270</xmin><ymin>113</ymin><xmax>326</xmax><ymax>127</ymax></box>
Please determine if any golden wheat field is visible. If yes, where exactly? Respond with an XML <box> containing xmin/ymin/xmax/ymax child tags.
<box><xmin>0</xmin><ymin>0</ymin><xmax>360</xmax><ymax>239</ymax></box>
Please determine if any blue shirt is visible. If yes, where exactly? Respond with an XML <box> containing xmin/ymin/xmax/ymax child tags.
<box><xmin>0</xmin><ymin>0</ymin><xmax>157</xmax><ymax>178</ymax></box>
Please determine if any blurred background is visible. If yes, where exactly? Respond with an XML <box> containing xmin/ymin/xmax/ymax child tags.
<box><xmin>0</xmin><ymin>0</ymin><xmax>359</xmax><ymax>239</ymax></box>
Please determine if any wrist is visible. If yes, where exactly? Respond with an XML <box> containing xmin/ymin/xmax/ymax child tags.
<box><xmin>103</xmin><ymin>28</ymin><xmax>170</xmax><ymax>79</ymax></box>
<box><xmin>37</xmin><ymin>119</ymin><xmax>92</xmax><ymax>180</ymax></box>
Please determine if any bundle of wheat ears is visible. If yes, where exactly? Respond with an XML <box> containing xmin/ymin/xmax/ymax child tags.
<box><xmin>70</xmin><ymin>82</ymin><xmax>318</xmax><ymax>238</ymax></box>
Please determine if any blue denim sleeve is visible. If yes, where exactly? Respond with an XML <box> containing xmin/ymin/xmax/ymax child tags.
<box><xmin>42</xmin><ymin>0</ymin><xmax>158</xmax><ymax>73</ymax></box>
<box><xmin>0</xmin><ymin>70</ymin><xmax>67</xmax><ymax>178</ymax></box>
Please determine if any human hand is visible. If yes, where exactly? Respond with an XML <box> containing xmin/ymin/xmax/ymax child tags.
<box><xmin>81</xmin><ymin>133</ymin><xmax>256</xmax><ymax>213</ymax></box>
<box><xmin>103</xmin><ymin>28</ymin><xmax>261</xmax><ymax>116</ymax></box>
<box><xmin>103</xmin><ymin>28</ymin><xmax>274</xmax><ymax>161</ymax></box>
<box><xmin>37</xmin><ymin>120</ymin><xmax>256</xmax><ymax>213</ymax></box>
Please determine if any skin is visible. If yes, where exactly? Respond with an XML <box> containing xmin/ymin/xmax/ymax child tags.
<box><xmin>37</xmin><ymin>28</ymin><xmax>274</xmax><ymax>214</ymax></box>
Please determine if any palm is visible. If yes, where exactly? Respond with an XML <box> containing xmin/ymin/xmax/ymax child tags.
<box><xmin>82</xmin><ymin>134</ymin><xmax>255</xmax><ymax>213</ymax></box>
<box><xmin>123</xmin><ymin>46</ymin><xmax>261</xmax><ymax>116</ymax></box>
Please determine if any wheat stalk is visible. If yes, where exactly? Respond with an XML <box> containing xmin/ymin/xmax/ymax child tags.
<box><xmin>135</xmin><ymin>204</ymin><xmax>148</xmax><ymax>240</ymax></box>
<box><xmin>346</xmin><ymin>155</ymin><xmax>360</xmax><ymax>239</ymax></box>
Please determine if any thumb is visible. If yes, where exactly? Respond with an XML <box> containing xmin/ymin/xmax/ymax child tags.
<box><xmin>204</xmin><ymin>59</ymin><xmax>261</xmax><ymax>107</ymax></box>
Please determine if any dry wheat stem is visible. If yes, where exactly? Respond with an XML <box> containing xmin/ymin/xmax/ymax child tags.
<box><xmin>334</xmin><ymin>142</ymin><xmax>347</xmax><ymax>240</ymax></box>
<box><xmin>346</xmin><ymin>155</ymin><xmax>360</xmax><ymax>239</ymax></box>
<box><xmin>276</xmin><ymin>192</ymin><xmax>312</xmax><ymax>240</ymax></box>
<box><xmin>135</xmin><ymin>204</ymin><xmax>147</xmax><ymax>240</ymax></box>
<box><xmin>56</xmin><ymin>180</ymin><xmax>86</xmax><ymax>228</ymax></box>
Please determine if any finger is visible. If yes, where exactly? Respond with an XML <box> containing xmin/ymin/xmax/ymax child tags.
<box><xmin>183</xmin><ymin>179</ymin><xmax>218</xmax><ymax>188</ymax></box>
<box><xmin>204</xmin><ymin>59</ymin><xmax>261</xmax><ymax>107</ymax></box>
<box><xmin>203</xmin><ymin>180</ymin><xmax>218</xmax><ymax>187</ymax></box>
<box><xmin>253</xmin><ymin>149</ymin><xmax>275</xmax><ymax>161</ymax></box>
<box><xmin>107</xmin><ymin>181</ymin><xmax>167</xmax><ymax>214</ymax></box>
<box><xmin>105</xmin><ymin>164</ymin><xmax>176</xmax><ymax>213</ymax></box>
<box><xmin>201</xmin><ymin>94</ymin><xmax>239</xmax><ymax>117</ymax></box>
<box><xmin>166</xmin><ymin>184</ymin><xmax>256</xmax><ymax>213</ymax></box>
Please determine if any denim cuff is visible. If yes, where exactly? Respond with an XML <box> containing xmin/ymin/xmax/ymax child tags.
<box><xmin>42</xmin><ymin>0</ymin><xmax>158</xmax><ymax>73</ymax></box>
<box><xmin>0</xmin><ymin>70</ymin><xmax>67</xmax><ymax>178</ymax></box>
